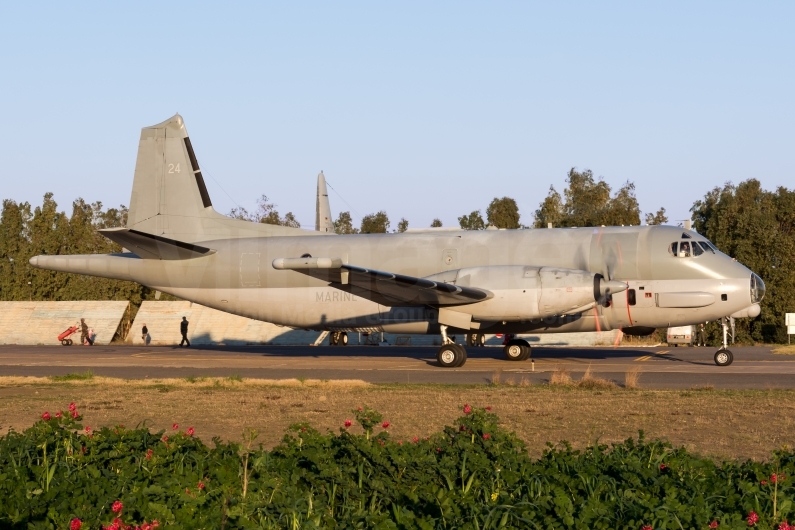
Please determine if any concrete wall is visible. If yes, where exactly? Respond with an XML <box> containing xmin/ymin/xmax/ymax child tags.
<box><xmin>0</xmin><ymin>301</ymin><xmax>129</xmax><ymax>345</ymax></box>
<box><xmin>130</xmin><ymin>301</ymin><xmax>621</xmax><ymax>347</ymax></box>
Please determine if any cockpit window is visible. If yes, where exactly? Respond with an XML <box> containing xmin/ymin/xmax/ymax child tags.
<box><xmin>751</xmin><ymin>273</ymin><xmax>765</xmax><ymax>304</ymax></box>
<box><xmin>668</xmin><ymin>242</ymin><xmax>677</xmax><ymax>256</ymax></box>
<box><xmin>692</xmin><ymin>242</ymin><xmax>704</xmax><ymax>256</ymax></box>
<box><xmin>679</xmin><ymin>241</ymin><xmax>692</xmax><ymax>257</ymax></box>
<box><xmin>681</xmin><ymin>232</ymin><xmax>692</xmax><ymax>239</ymax></box>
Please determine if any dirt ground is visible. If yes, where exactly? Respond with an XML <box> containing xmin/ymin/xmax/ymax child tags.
<box><xmin>1</xmin><ymin>376</ymin><xmax>794</xmax><ymax>462</ymax></box>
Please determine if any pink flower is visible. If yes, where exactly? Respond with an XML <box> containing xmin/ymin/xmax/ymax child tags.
<box><xmin>111</xmin><ymin>500</ymin><xmax>123</xmax><ymax>513</ymax></box>
<box><xmin>778</xmin><ymin>522</ymin><xmax>790</xmax><ymax>530</ymax></box>
<box><xmin>70</xmin><ymin>518</ymin><xmax>82</xmax><ymax>530</ymax></box>
<box><xmin>72</xmin><ymin>410</ymin><xmax>79</xmax><ymax>419</ymax></box>
<box><xmin>172</xmin><ymin>423</ymin><xmax>179</xmax><ymax>430</ymax></box>
<box><xmin>42</xmin><ymin>411</ymin><xmax>51</xmax><ymax>420</ymax></box>
<box><xmin>187</xmin><ymin>427</ymin><xmax>195</xmax><ymax>436</ymax></box>
<box><xmin>483</xmin><ymin>433</ymin><xmax>491</xmax><ymax>440</ymax></box>
<box><xmin>69</xmin><ymin>402</ymin><xmax>77</xmax><ymax>412</ymax></box>
<box><xmin>761</xmin><ymin>480</ymin><xmax>768</xmax><ymax>485</ymax></box>
<box><xmin>709</xmin><ymin>522</ymin><xmax>718</xmax><ymax>529</ymax></box>
<box><xmin>198</xmin><ymin>481</ymin><xmax>205</xmax><ymax>490</ymax></box>
<box><xmin>381</xmin><ymin>421</ymin><xmax>390</xmax><ymax>429</ymax></box>
<box><xmin>344</xmin><ymin>420</ymin><xmax>352</xmax><ymax>428</ymax></box>
<box><xmin>85</xmin><ymin>426</ymin><xmax>91</xmax><ymax>434</ymax></box>
<box><xmin>56</xmin><ymin>411</ymin><xmax>62</xmax><ymax>418</ymax></box>
<box><xmin>747</xmin><ymin>511</ymin><xmax>759</xmax><ymax>525</ymax></box>
<box><xmin>463</xmin><ymin>404</ymin><xmax>472</xmax><ymax>414</ymax></box>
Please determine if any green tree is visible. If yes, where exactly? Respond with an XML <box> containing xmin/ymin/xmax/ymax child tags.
<box><xmin>692</xmin><ymin>179</ymin><xmax>795</xmax><ymax>343</ymax></box>
<box><xmin>333</xmin><ymin>211</ymin><xmax>359</xmax><ymax>234</ymax></box>
<box><xmin>360</xmin><ymin>211</ymin><xmax>390</xmax><ymax>234</ymax></box>
<box><xmin>486</xmin><ymin>197</ymin><xmax>520</xmax><ymax>229</ymax></box>
<box><xmin>458</xmin><ymin>210</ymin><xmax>486</xmax><ymax>230</ymax></box>
<box><xmin>396</xmin><ymin>218</ymin><xmax>409</xmax><ymax>233</ymax></box>
<box><xmin>645</xmin><ymin>207</ymin><xmax>668</xmax><ymax>225</ymax></box>
<box><xmin>228</xmin><ymin>195</ymin><xmax>300</xmax><ymax>228</ymax></box>
<box><xmin>430</xmin><ymin>218</ymin><xmax>443</xmax><ymax>228</ymax></box>
<box><xmin>534</xmin><ymin>168</ymin><xmax>645</xmax><ymax>227</ymax></box>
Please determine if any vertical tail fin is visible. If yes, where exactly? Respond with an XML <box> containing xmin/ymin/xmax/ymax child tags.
<box><xmin>127</xmin><ymin>114</ymin><xmax>214</xmax><ymax>239</ymax></box>
<box><xmin>315</xmin><ymin>171</ymin><xmax>334</xmax><ymax>233</ymax></box>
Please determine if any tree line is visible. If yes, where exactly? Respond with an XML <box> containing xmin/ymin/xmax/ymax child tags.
<box><xmin>0</xmin><ymin>170</ymin><xmax>792</xmax><ymax>342</ymax></box>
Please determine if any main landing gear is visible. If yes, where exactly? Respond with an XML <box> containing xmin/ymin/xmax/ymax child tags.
<box><xmin>330</xmin><ymin>331</ymin><xmax>348</xmax><ymax>346</ymax></box>
<box><xmin>503</xmin><ymin>338</ymin><xmax>532</xmax><ymax>361</ymax></box>
<box><xmin>437</xmin><ymin>325</ymin><xmax>467</xmax><ymax>368</ymax></box>
<box><xmin>714</xmin><ymin>316</ymin><xmax>733</xmax><ymax>367</ymax></box>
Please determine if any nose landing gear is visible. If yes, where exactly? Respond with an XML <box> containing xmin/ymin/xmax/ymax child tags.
<box><xmin>714</xmin><ymin>317</ymin><xmax>733</xmax><ymax>366</ymax></box>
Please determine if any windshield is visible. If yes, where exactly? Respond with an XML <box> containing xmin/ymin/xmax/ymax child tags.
<box><xmin>751</xmin><ymin>273</ymin><xmax>765</xmax><ymax>304</ymax></box>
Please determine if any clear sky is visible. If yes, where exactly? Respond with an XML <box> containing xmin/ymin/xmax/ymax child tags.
<box><xmin>1</xmin><ymin>2</ymin><xmax>793</xmax><ymax>230</ymax></box>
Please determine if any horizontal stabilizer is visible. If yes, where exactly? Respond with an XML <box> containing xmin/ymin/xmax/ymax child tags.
<box><xmin>273</xmin><ymin>257</ymin><xmax>492</xmax><ymax>306</ymax></box>
<box><xmin>99</xmin><ymin>228</ymin><xmax>215</xmax><ymax>260</ymax></box>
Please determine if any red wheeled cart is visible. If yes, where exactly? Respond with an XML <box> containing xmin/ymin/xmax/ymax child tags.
<box><xmin>58</xmin><ymin>326</ymin><xmax>79</xmax><ymax>346</ymax></box>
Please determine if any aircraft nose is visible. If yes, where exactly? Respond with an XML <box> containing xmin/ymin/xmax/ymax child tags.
<box><xmin>29</xmin><ymin>256</ymin><xmax>38</xmax><ymax>267</ymax></box>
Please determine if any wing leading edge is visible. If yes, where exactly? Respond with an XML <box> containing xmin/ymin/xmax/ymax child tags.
<box><xmin>273</xmin><ymin>257</ymin><xmax>491</xmax><ymax>306</ymax></box>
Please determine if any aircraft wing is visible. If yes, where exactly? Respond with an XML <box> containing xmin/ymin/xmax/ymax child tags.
<box><xmin>99</xmin><ymin>228</ymin><xmax>215</xmax><ymax>260</ymax></box>
<box><xmin>273</xmin><ymin>257</ymin><xmax>491</xmax><ymax>306</ymax></box>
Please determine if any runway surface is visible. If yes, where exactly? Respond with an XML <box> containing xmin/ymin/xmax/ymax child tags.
<box><xmin>0</xmin><ymin>343</ymin><xmax>791</xmax><ymax>388</ymax></box>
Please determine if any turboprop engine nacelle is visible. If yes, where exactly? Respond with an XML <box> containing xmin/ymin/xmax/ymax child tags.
<box><xmin>433</xmin><ymin>265</ymin><xmax>627</xmax><ymax>321</ymax></box>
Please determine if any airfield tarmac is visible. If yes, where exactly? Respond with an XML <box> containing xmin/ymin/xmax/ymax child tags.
<box><xmin>0</xmin><ymin>344</ymin><xmax>791</xmax><ymax>388</ymax></box>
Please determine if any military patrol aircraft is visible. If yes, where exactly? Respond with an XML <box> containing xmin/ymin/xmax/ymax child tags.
<box><xmin>30</xmin><ymin>115</ymin><xmax>765</xmax><ymax>367</ymax></box>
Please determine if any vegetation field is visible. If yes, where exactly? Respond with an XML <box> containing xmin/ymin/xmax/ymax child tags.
<box><xmin>3</xmin><ymin>382</ymin><xmax>795</xmax><ymax>528</ymax></box>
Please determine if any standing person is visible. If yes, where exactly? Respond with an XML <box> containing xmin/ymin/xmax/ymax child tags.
<box><xmin>141</xmin><ymin>323</ymin><xmax>148</xmax><ymax>344</ymax></box>
<box><xmin>179</xmin><ymin>316</ymin><xmax>190</xmax><ymax>347</ymax></box>
<box><xmin>80</xmin><ymin>318</ymin><xmax>94</xmax><ymax>346</ymax></box>
<box><xmin>698</xmin><ymin>322</ymin><xmax>707</xmax><ymax>347</ymax></box>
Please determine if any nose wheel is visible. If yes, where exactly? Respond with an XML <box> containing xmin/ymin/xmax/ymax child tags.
<box><xmin>713</xmin><ymin>317</ymin><xmax>733</xmax><ymax>366</ymax></box>
<box><xmin>504</xmin><ymin>339</ymin><xmax>531</xmax><ymax>361</ymax></box>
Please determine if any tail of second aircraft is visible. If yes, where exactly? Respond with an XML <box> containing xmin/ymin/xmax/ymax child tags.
<box><xmin>126</xmin><ymin>114</ymin><xmax>306</xmax><ymax>243</ymax></box>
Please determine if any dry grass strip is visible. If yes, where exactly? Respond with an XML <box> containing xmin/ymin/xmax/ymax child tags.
<box><xmin>1</xmin><ymin>377</ymin><xmax>795</xmax><ymax>461</ymax></box>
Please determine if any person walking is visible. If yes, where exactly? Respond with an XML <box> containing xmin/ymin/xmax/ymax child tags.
<box><xmin>179</xmin><ymin>316</ymin><xmax>190</xmax><ymax>347</ymax></box>
<box><xmin>80</xmin><ymin>318</ymin><xmax>94</xmax><ymax>346</ymax></box>
<box><xmin>141</xmin><ymin>323</ymin><xmax>148</xmax><ymax>344</ymax></box>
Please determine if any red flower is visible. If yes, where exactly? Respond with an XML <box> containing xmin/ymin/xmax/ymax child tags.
<box><xmin>382</xmin><ymin>421</ymin><xmax>390</xmax><ymax>429</ymax></box>
<box><xmin>460</xmin><ymin>425</ymin><xmax>467</xmax><ymax>431</ymax></box>
<box><xmin>412</xmin><ymin>436</ymin><xmax>419</xmax><ymax>443</ymax></box>
<box><xmin>761</xmin><ymin>480</ymin><xmax>768</xmax><ymax>485</ymax></box>
<box><xmin>69</xmin><ymin>402</ymin><xmax>77</xmax><ymax>412</ymax></box>
<box><xmin>659</xmin><ymin>464</ymin><xmax>668</xmax><ymax>471</ymax></box>
<box><xmin>777</xmin><ymin>521</ymin><xmax>790</xmax><ymax>530</ymax></box>
<box><xmin>172</xmin><ymin>423</ymin><xmax>179</xmax><ymax>430</ymax></box>
<box><xmin>81</xmin><ymin>446</ymin><xmax>86</xmax><ymax>454</ymax></box>
<box><xmin>111</xmin><ymin>500</ymin><xmax>123</xmax><ymax>513</ymax></box>
<box><xmin>463</xmin><ymin>404</ymin><xmax>472</xmax><ymax>414</ymax></box>
<box><xmin>161</xmin><ymin>436</ymin><xmax>168</xmax><ymax>442</ymax></box>
<box><xmin>357</xmin><ymin>407</ymin><xmax>363</xmax><ymax>411</ymax></box>
<box><xmin>642</xmin><ymin>525</ymin><xmax>653</xmax><ymax>530</ymax></box>
<box><xmin>187</xmin><ymin>427</ymin><xmax>195</xmax><ymax>436</ymax></box>
<box><xmin>344</xmin><ymin>419</ymin><xmax>352</xmax><ymax>428</ymax></box>
<box><xmin>84</xmin><ymin>426</ymin><xmax>91</xmax><ymax>434</ymax></box>
<box><xmin>485</xmin><ymin>406</ymin><xmax>492</xmax><ymax>411</ymax></box>
<box><xmin>70</xmin><ymin>518</ymin><xmax>82</xmax><ymax>530</ymax></box>
<box><xmin>198</xmin><ymin>481</ymin><xmax>205</xmax><ymax>490</ymax></box>
<box><xmin>747</xmin><ymin>511</ymin><xmax>759</xmax><ymax>525</ymax></box>
<box><xmin>145</xmin><ymin>449</ymin><xmax>153</xmax><ymax>460</ymax></box>
<box><xmin>42</xmin><ymin>411</ymin><xmax>51</xmax><ymax>420</ymax></box>
<box><xmin>56</xmin><ymin>411</ymin><xmax>62</xmax><ymax>418</ymax></box>
<box><xmin>71</xmin><ymin>410</ymin><xmax>79</xmax><ymax>419</ymax></box>
<box><xmin>483</xmin><ymin>433</ymin><xmax>491</xmax><ymax>440</ymax></box>
<box><xmin>709</xmin><ymin>522</ymin><xmax>719</xmax><ymax>529</ymax></box>
<box><xmin>397</xmin><ymin>440</ymin><xmax>403</xmax><ymax>445</ymax></box>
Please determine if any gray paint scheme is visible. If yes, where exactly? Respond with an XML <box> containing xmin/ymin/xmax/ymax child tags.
<box><xmin>30</xmin><ymin>115</ymin><xmax>764</xmax><ymax>344</ymax></box>
<box><xmin>315</xmin><ymin>172</ymin><xmax>334</xmax><ymax>233</ymax></box>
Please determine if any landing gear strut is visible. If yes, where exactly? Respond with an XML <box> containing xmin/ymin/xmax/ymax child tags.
<box><xmin>437</xmin><ymin>325</ymin><xmax>467</xmax><ymax>368</ymax></box>
<box><xmin>504</xmin><ymin>339</ymin><xmax>531</xmax><ymax>361</ymax></box>
<box><xmin>466</xmin><ymin>333</ymin><xmax>485</xmax><ymax>347</ymax></box>
<box><xmin>330</xmin><ymin>332</ymin><xmax>348</xmax><ymax>346</ymax></box>
<box><xmin>714</xmin><ymin>317</ymin><xmax>733</xmax><ymax>367</ymax></box>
